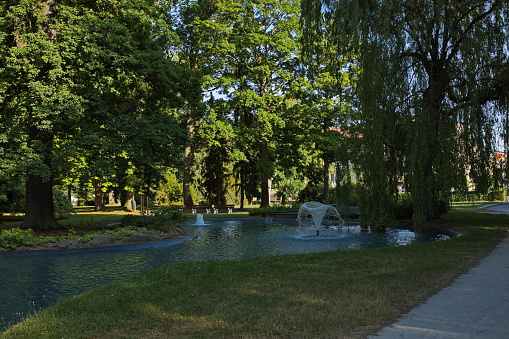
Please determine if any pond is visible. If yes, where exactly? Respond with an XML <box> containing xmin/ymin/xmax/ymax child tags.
<box><xmin>0</xmin><ymin>218</ymin><xmax>449</xmax><ymax>332</ymax></box>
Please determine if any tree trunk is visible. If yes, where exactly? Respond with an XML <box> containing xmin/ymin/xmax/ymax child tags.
<box><xmin>93</xmin><ymin>179</ymin><xmax>104</xmax><ymax>211</ymax></box>
<box><xmin>123</xmin><ymin>190</ymin><xmax>134</xmax><ymax>211</ymax></box>
<box><xmin>21</xmin><ymin>122</ymin><xmax>62</xmax><ymax>230</ymax></box>
<box><xmin>260</xmin><ymin>140</ymin><xmax>270</xmax><ymax>207</ymax></box>
<box><xmin>21</xmin><ymin>133</ymin><xmax>60</xmax><ymax>230</ymax></box>
<box><xmin>323</xmin><ymin>152</ymin><xmax>330</xmax><ymax>201</ymax></box>
<box><xmin>281</xmin><ymin>194</ymin><xmax>287</xmax><ymax>205</ymax></box>
<box><xmin>240</xmin><ymin>165</ymin><xmax>245</xmax><ymax>209</ymax></box>
<box><xmin>183</xmin><ymin>106</ymin><xmax>195</xmax><ymax>208</ymax></box>
<box><xmin>21</xmin><ymin>174</ymin><xmax>61</xmax><ymax>230</ymax></box>
<box><xmin>67</xmin><ymin>185</ymin><xmax>72</xmax><ymax>203</ymax></box>
<box><xmin>414</xmin><ymin>63</ymin><xmax>448</xmax><ymax>222</ymax></box>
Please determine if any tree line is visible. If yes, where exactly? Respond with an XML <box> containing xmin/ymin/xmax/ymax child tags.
<box><xmin>1</xmin><ymin>0</ymin><xmax>508</xmax><ymax>230</ymax></box>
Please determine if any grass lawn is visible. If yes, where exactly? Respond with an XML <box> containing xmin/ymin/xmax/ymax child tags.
<box><xmin>2</xmin><ymin>208</ymin><xmax>509</xmax><ymax>338</ymax></box>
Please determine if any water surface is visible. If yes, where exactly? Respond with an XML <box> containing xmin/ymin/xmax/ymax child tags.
<box><xmin>0</xmin><ymin>218</ymin><xmax>447</xmax><ymax>331</ymax></box>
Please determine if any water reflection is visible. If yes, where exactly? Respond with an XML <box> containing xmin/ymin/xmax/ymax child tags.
<box><xmin>0</xmin><ymin>219</ymin><xmax>447</xmax><ymax>332</ymax></box>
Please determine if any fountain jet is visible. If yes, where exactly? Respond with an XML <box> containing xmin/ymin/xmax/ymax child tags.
<box><xmin>195</xmin><ymin>213</ymin><xmax>205</xmax><ymax>226</ymax></box>
<box><xmin>297</xmin><ymin>202</ymin><xmax>344</xmax><ymax>236</ymax></box>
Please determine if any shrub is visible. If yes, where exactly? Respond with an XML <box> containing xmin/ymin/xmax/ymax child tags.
<box><xmin>248</xmin><ymin>205</ymin><xmax>294</xmax><ymax>217</ymax></box>
<box><xmin>120</xmin><ymin>207</ymin><xmax>186</xmax><ymax>232</ymax></box>
<box><xmin>120</xmin><ymin>214</ymin><xmax>138</xmax><ymax>227</ymax></box>
<box><xmin>297</xmin><ymin>185</ymin><xmax>324</xmax><ymax>203</ymax></box>
<box><xmin>436</xmin><ymin>199</ymin><xmax>450</xmax><ymax>215</ymax></box>
<box><xmin>394</xmin><ymin>196</ymin><xmax>450</xmax><ymax>221</ymax></box>
<box><xmin>248</xmin><ymin>207</ymin><xmax>270</xmax><ymax>217</ymax></box>
<box><xmin>395</xmin><ymin>196</ymin><xmax>414</xmax><ymax>220</ymax></box>
<box><xmin>0</xmin><ymin>228</ymin><xmax>35</xmax><ymax>249</ymax></box>
<box><xmin>152</xmin><ymin>207</ymin><xmax>186</xmax><ymax>231</ymax></box>
<box><xmin>53</xmin><ymin>190</ymin><xmax>75</xmax><ymax>220</ymax></box>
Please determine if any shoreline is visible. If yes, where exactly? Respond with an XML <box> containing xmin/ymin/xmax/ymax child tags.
<box><xmin>0</xmin><ymin>226</ymin><xmax>186</xmax><ymax>252</ymax></box>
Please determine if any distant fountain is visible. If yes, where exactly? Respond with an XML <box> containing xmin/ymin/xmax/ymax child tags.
<box><xmin>195</xmin><ymin>213</ymin><xmax>206</xmax><ymax>226</ymax></box>
<box><xmin>297</xmin><ymin>202</ymin><xmax>344</xmax><ymax>236</ymax></box>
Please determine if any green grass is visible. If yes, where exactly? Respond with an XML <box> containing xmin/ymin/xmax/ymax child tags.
<box><xmin>450</xmin><ymin>200</ymin><xmax>500</xmax><ymax>211</ymax></box>
<box><xmin>2</xmin><ymin>209</ymin><xmax>509</xmax><ymax>338</ymax></box>
<box><xmin>0</xmin><ymin>210</ymin><xmax>129</xmax><ymax>231</ymax></box>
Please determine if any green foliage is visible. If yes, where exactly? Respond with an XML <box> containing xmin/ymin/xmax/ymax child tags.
<box><xmin>452</xmin><ymin>190</ymin><xmax>505</xmax><ymax>203</ymax></box>
<box><xmin>248</xmin><ymin>205</ymin><xmax>295</xmax><ymax>217</ymax></box>
<box><xmin>175</xmin><ymin>0</ymin><xmax>304</xmax><ymax>207</ymax></box>
<box><xmin>394</xmin><ymin>195</ymin><xmax>414</xmax><ymax>220</ymax></box>
<box><xmin>0</xmin><ymin>179</ymin><xmax>25</xmax><ymax>214</ymax></box>
<box><xmin>394</xmin><ymin>195</ymin><xmax>450</xmax><ymax>221</ymax></box>
<box><xmin>272</xmin><ymin>170</ymin><xmax>306</xmax><ymax>203</ymax></box>
<box><xmin>301</xmin><ymin>0</ymin><xmax>509</xmax><ymax>225</ymax></box>
<box><xmin>0</xmin><ymin>228</ymin><xmax>35</xmax><ymax>249</ymax></box>
<box><xmin>152</xmin><ymin>206</ymin><xmax>187</xmax><ymax>230</ymax></box>
<box><xmin>155</xmin><ymin>172</ymin><xmax>183</xmax><ymax>204</ymax></box>
<box><xmin>121</xmin><ymin>207</ymin><xmax>186</xmax><ymax>232</ymax></box>
<box><xmin>52</xmin><ymin>190</ymin><xmax>75</xmax><ymax>220</ymax></box>
<box><xmin>77</xmin><ymin>226</ymin><xmax>150</xmax><ymax>244</ymax></box>
<box><xmin>297</xmin><ymin>184</ymin><xmax>325</xmax><ymax>203</ymax></box>
<box><xmin>121</xmin><ymin>215</ymin><xmax>153</xmax><ymax>228</ymax></box>
<box><xmin>0</xmin><ymin>0</ymin><xmax>193</xmax><ymax>229</ymax></box>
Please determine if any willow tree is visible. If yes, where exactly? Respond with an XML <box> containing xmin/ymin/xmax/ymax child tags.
<box><xmin>302</xmin><ymin>0</ymin><xmax>509</xmax><ymax>225</ymax></box>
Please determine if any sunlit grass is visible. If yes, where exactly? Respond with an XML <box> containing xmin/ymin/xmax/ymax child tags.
<box><xmin>450</xmin><ymin>200</ymin><xmax>503</xmax><ymax>211</ymax></box>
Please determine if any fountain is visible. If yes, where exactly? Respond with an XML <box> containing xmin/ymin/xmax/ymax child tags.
<box><xmin>194</xmin><ymin>213</ymin><xmax>206</xmax><ymax>226</ymax></box>
<box><xmin>297</xmin><ymin>202</ymin><xmax>344</xmax><ymax>236</ymax></box>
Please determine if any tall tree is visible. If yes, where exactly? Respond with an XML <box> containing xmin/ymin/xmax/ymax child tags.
<box><xmin>0</xmin><ymin>0</ymin><xmax>83</xmax><ymax>229</ymax></box>
<box><xmin>220</xmin><ymin>0</ymin><xmax>302</xmax><ymax>207</ymax></box>
<box><xmin>0</xmin><ymin>0</ymin><xmax>189</xmax><ymax>229</ymax></box>
<box><xmin>174</xmin><ymin>0</ymin><xmax>302</xmax><ymax>207</ymax></box>
<box><xmin>174</xmin><ymin>0</ymin><xmax>221</xmax><ymax>207</ymax></box>
<box><xmin>302</xmin><ymin>0</ymin><xmax>509</xmax><ymax>225</ymax></box>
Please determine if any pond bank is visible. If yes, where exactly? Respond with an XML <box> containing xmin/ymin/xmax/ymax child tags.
<box><xmin>0</xmin><ymin>226</ymin><xmax>186</xmax><ymax>252</ymax></box>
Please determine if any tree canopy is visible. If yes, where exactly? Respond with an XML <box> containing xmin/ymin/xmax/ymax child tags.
<box><xmin>0</xmin><ymin>0</ymin><xmax>194</xmax><ymax>229</ymax></box>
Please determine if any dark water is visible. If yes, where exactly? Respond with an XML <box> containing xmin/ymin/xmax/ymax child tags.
<box><xmin>0</xmin><ymin>219</ymin><xmax>448</xmax><ymax>332</ymax></box>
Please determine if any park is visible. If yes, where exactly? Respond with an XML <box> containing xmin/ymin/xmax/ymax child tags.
<box><xmin>1</xmin><ymin>0</ymin><xmax>509</xmax><ymax>337</ymax></box>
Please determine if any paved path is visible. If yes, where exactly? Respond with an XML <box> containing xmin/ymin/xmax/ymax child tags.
<box><xmin>369</xmin><ymin>204</ymin><xmax>509</xmax><ymax>338</ymax></box>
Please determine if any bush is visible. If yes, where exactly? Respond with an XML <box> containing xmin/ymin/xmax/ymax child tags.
<box><xmin>53</xmin><ymin>190</ymin><xmax>75</xmax><ymax>220</ymax></box>
<box><xmin>152</xmin><ymin>207</ymin><xmax>186</xmax><ymax>231</ymax></box>
<box><xmin>0</xmin><ymin>182</ymin><xmax>25</xmax><ymax>214</ymax></box>
<box><xmin>395</xmin><ymin>196</ymin><xmax>414</xmax><ymax>220</ymax></box>
<box><xmin>248</xmin><ymin>207</ymin><xmax>270</xmax><ymax>217</ymax></box>
<box><xmin>435</xmin><ymin>199</ymin><xmax>450</xmax><ymax>215</ymax></box>
<box><xmin>120</xmin><ymin>207</ymin><xmax>186</xmax><ymax>232</ymax></box>
<box><xmin>393</xmin><ymin>196</ymin><xmax>450</xmax><ymax>221</ymax></box>
<box><xmin>297</xmin><ymin>185</ymin><xmax>324</xmax><ymax>203</ymax></box>
<box><xmin>0</xmin><ymin>228</ymin><xmax>35</xmax><ymax>249</ymax></box>
<box><xmin>248</xmin><ymin>205</ymin><xmax>294</xmax><ymax>217</ymax></box>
